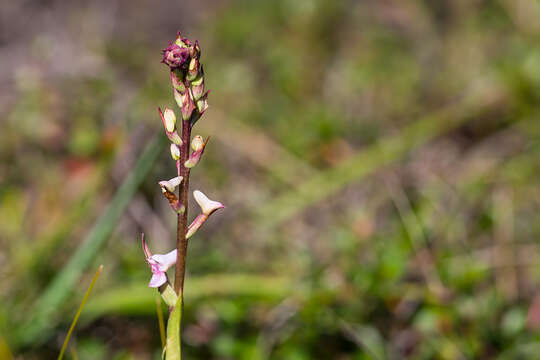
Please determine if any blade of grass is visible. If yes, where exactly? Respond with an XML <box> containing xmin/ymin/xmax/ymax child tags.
<box><xmin>70</xmin><ymin>347</ymin><xmax>79</xmax><ymax>360</ymax></box>
<box><xmin>58</xmin><ymin>265</ymin><xmax>103</xmax><ymax>360</ymax></box>
<box><xmin>81</xmin><ymin>274</ymin><xmax>291</xmax><ymax>320</ymax></box>
<box><xmin>0</xmin><ymin>335</ymin><xmax>13</xmax><ymax>360</ymax></box>
<box><xmin>15</xmin><ymin>134</ymin><xmax>166</xmax><ymax>348</ymax></box>
<box><xmin>255</xmin><ymin>100</ymin><xmax>490</xmax><ymax>229</ymax></box>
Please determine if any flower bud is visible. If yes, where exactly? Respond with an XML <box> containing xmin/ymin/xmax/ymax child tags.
<box><xmin>161</xmin><ymin>43</ymin><xmax>189</xmax><ymax>69</ymax></box>
<box><xmin>174</xmin><ymin>89</ymin><xmax>183</xmax><ymax>109</ymax></box>
<box><xmin>170</xmin><ymin>70</ymin><xmax>186</xmax><ymax>93</ymax></box>
<box><xmin>193</xmin><ymin>190</ymin><xmax>224</xmax><ymax>216</ymax></box>
<box><xmin>197</xmin><ymin>99</ymin><xmax>208</xmax><ymax>113</ymax></box>
<box><xmin>190</xmin><ymin>40</ymin><xmax>201</xmax><ymax>59</ymax></box>
<box><xmin>169</xmin><ymin>132</ymin><xmax>183</xmax><ymax>146</ymax></box>
<box><xmin>170</xmin><ymin>143</ymin><xmax>181</xmax><ymax>160</ymax></box>
<box><xmin>196</xmin><ymin>94</ymin><xmax>209</xmax><ymax>115</ymax></box>
<box><xmin>185</xmin><ymin>136</ymin><xmax>208</xmax><ymax>168</ymax></box>
<box><xmin>190</xmin><ymin>71</ymin><xmax>205</xmax><ymax>100</ymax></box>
<box><xmin>175</xmin><ymin>31</ymin><xmax>192</xmax><ymax>48</ymax></box>
<box><xmin>163</xmin><ymin>108</ymin><xmax>176</xmax><ymax>132</ymax></box>
<box><xmin>158</xmin><ymin>107</ymin><xmax>183</xmax><ymax>146</ymax></box>
<box><xmin>191</xmin><ymin>135</ymin><xmax>204</xmax><ymax>151</ymax></box>
<box><xmin>187</xmin><ymin>58</ymin><xmax>200</xmax><ymax>81</ymax></box>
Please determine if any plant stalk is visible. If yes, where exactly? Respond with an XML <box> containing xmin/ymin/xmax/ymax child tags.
<box><xmin>174</xmin><ymin>103</ymin><xmax>191</xmax><ymax>297</ymax></box>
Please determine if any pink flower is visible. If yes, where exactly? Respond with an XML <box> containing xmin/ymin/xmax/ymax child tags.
<box><xmin>142</xmin><ymin>234</ymin><xmax>177</xmax><ymax>288</ymax></box>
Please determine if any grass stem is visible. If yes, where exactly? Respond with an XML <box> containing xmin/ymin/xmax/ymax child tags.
<box><xmin>58</xmin><ymin>265</ymin><xmax>103</xmax><ymax>360</ymax></box>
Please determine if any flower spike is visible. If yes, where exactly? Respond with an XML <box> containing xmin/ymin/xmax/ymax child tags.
<box><xmin>149</xmin><ymin>32</ymin><xmax>222</xmax><ymax>357</ymax></box>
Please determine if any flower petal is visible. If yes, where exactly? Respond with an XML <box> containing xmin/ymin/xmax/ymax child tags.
<box><xmin>149</xmin><ymin>272</ymin><xmax>167</xmax><ymax>288</ymax></box>
<box><xmin>151</xmin><ymin>249</ymin><xmax>177</xmax><ymax>272</ymax></box>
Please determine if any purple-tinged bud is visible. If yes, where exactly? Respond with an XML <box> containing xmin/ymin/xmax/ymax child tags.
<box><xmin>185</xmin><ymin>136</ymin><xmax>208</xmax><ymax>168</ymax></box>
<box><xmin>164</xmin><ymin>32</ymin><xmax>209</xmax><ymax>125</ymax></box>
<box><xmin>170</xmin><ymin>143</ymin><xmax>181</xmax><ymax>160</ymax></box>
<box><xmin>162</xmin><ymin>44</ymin><xmax>189</xmax><ymax>69</ymax></box>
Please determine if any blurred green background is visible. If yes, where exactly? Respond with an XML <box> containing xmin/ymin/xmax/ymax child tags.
<box><xmin>1</xmin><ymin>0</ymin><xmax>540</xmax><ymax>359</ymax></box>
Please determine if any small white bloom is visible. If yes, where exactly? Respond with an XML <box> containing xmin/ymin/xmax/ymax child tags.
<box><xmin>193</xmin><ymin>190</ymin><xmax>224</xmax><ymax>216</ymax></box>
<box><xmin>158</xmin><ymin>176</ymin><xmax>183</xmax><ymax>193</ymax></box>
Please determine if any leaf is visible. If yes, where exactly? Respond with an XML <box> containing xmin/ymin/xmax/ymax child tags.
<box><xmin>165</xmin><ymin>295</ymin><xmax>182</xmax><ymax>360</ymax></box>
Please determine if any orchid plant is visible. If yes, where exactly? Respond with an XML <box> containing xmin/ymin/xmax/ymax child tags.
<box><xmin>142</xmin><ymin>31</ymin><xmax>224</xmax><ymax>359</ymax></box>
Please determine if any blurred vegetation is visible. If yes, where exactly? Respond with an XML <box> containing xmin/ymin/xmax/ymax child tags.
<box><xmin>1</xmin><ymin>0</ymin><xmax>540</xmax><ymax>359</ymax></box>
